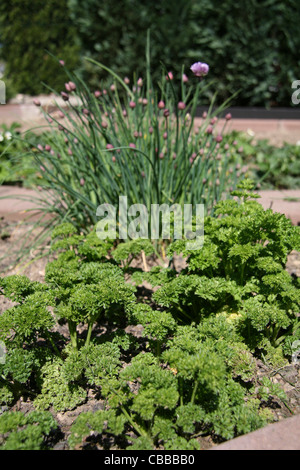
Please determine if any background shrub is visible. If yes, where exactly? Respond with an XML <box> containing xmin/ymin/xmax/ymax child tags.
<box><xmin>0</xmin><ymin>0</ymin><xmax>80</xmax><ymax>96</ymax></box>
<box><xmin>1</xmin><ymin>0</ymin><xmax>299</xmax><ymax>107</ymax></box>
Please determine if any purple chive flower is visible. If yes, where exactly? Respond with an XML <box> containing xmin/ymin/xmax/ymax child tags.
<box><xmin>190</xmin><ymin>62</ymin><xmax>209</xmax><ymax>77</ymax></box>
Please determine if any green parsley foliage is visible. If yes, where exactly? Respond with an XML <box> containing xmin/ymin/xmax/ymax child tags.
<box><xmin>0</xmin><ymin>410</ymin><xmax>58</xmax><ymax>450</ymax></box>
<box><xmin>0</xmin><ymin>183</ymin><xmax>298</xmax><ymax>449</ymax></box>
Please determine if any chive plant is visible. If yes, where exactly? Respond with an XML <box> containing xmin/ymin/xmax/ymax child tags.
<box><xmin>22</xmin><ymin>33</ymin><xmax>241</xmax><ymax>240</ymax></box>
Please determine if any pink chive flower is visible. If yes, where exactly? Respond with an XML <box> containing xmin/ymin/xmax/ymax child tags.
<box><xmin>94</xmin><ymin>90</ymin><xmax>101</xmax><ymax>98</ymax></box>
<box><xmin>225</xmin><ymin>113</ymin><xmax>232</xmax><ymax>120</ymax></box>
<box><xmin>216</xmin><ymin>134</ymin><xmax>223</xmax><ymax>143</ymax></box>
<box><xmin>129</xmin><ymin>143</ymin><xmax>136</xmax><ymax>149</ymax></box>
<box><xmin>166</xmin><ymin>71</ymin><xmax>173</xmax><ymax>80</ymax></box>
<box><xmin>33</xmin><ymin>98</ymin><xmax>41</xmax><ymax>106</ymax></box>
<box><xmin>106</xmin><ymin>144</ymin><xmax>114</xmax><ymax>150</ymax></box>
<box><xmin>129</xmin><ymin>101</ymin><xmax>136</xmax><ymax>108</ymax></box>
<box><xmin>124</xmin><ymin>77</ymin><xmax>130</xmax><ymax>84</ymax></box>
<box><xmin>190</xmin><ymin>62</ymin><xmax>209</xmax><ymax>77</ymax></box>
<box><xmin>80</xmin><ymin>178</ymin><xmax>85</xmax><ymax>186</ymax></box>
<box><xmin>182</xmin><ymin>74</ymin><xmax>188</xmax><ymax>83</ymax></box>
<box><xmin>137</xmin><ymin>77</ymin><xmax>143</xmax><ymax>87</ymax></box>
<box><xmin>61</xmin><ymin>91</ymin><xmax>69</xmax><ymax>101</ymax></box>
<box><xmin>158</xmin><ymin>100</ymin><xmax>165</xmax><ymax>109</ymax></box>
<box><xmin>59</xmin><ymin>60</ymin><xmax>65</xmax><ymax>66</ymax></box>
<box><xmin>178</xmin><ymin>101</ymin><xmax>186</xmax><ymax>110</ymax></box>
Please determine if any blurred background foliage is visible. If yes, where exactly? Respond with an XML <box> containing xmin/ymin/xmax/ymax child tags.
<box><xmin>0</xmin><ymin>0</ymin><xmax>299</xmax><ymax>107</ymax></box>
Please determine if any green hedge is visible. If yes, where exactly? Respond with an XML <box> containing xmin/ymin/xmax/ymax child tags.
<box><xmin>1</xmin><ymin>0</ymin><xmax>299</xmax><ymax>107</ymax></box>
<box><xmin>0</xmin><ymin>0</ymin><xmax>80</xmax><ymax>96</ymax></box>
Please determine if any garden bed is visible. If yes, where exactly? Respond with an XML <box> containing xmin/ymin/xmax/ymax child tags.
<box><xmin>1</xmin><ymin>188</ymin><xmax>300</xmax><ymax>450</ymax></box>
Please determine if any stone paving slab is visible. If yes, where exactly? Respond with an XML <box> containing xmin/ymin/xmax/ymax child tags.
<box><xmin>0</xmin><ymin>186</ymin><xmax>299</xmax><ymax>225</ymax></box>
<box><xmin>212</xmin><ymin>414</ymin><xmax>300</xmax><ymax>450</ymax></box>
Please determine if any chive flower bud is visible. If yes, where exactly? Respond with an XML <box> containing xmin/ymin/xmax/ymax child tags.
<box><xmin>61</xmin><ymin>91</ymin><xmax>69</xmax><ymax>101</ymax></box>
